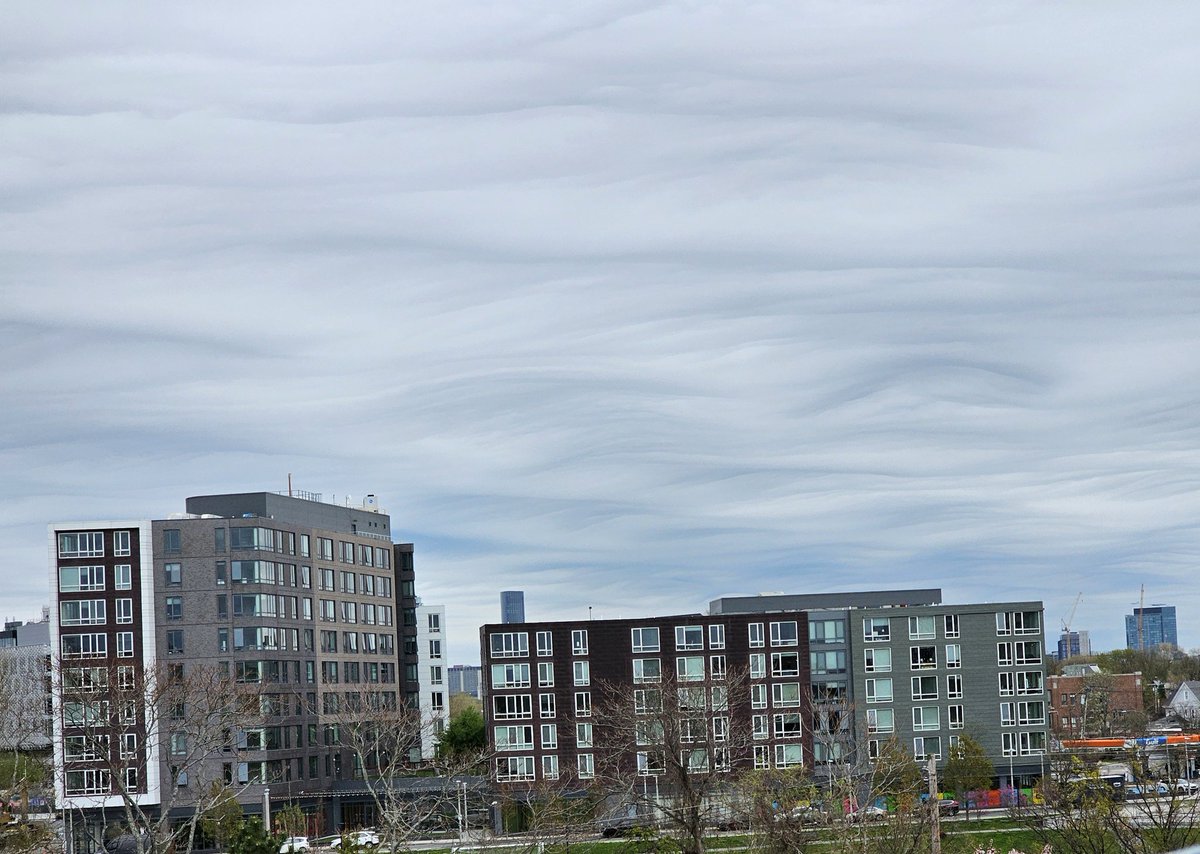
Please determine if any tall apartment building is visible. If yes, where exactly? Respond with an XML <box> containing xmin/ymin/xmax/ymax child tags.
<box><xmin>49</xmin><ymin>491</ymin><xmax>421</xmax><ymax>850</ymax></box>
<box><xmin>1057</xmin><ymin>630</ymin><xmax>1091</xmax><ymax>661</ymax></box>
<box><xmin>711</xmin><ymin>591</ymin><xmax>1049</xmax><ymax>786</ymax></box>
<box><xmin>1126</xmin><ymin>605</ymin><xmax>1178</xmax><ymax>650</ymax></box>
<box><xmin>415</xmin><ymin>604</ymin><xmax>448</xmax><ymax>757</ymax></box>
<box><xmin>501</xmin><ymin>591</ymin><xmax>526</xmax><ymax>624</ymax></box>
<box><xmin>448</xmin><ymin>664</ymin><xmax>482</xmax><ymax>699</ymax></box>
<box><xmin>480</xmin><ymin>612</ymin><xmax>811</xmax><ymax>785</ymax></box>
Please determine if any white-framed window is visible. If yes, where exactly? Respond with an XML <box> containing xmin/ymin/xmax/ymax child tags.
<box><xmin>867</xmin><ymin>708</ymin><xmax>894</xmax><ymax>733</ymax></box>
<box><xmin>573</xmin><ymin>660</ymin><xmax>590</xmax><ymax>686</ymax></box>
<box><xmin>572</xmin><ymin>629</ymin><xmax>589</xmax><ymax>656</ymax></box>
<box><xmin>577</xmin><ymin>753</ymin><xmax>595</xmax><ymax>778</ymax></box>
<box><xmin>1000</xmin><ymin>702</ymin><xmax>1015</xmax><ymax>727</ymax></box>
<box><xmin>748</xmin><ymin>623</ymin><xmax>764</xmax><ymax>648</ymax></box>
<box><xmin>538</xmin><ymin>662</ymin><xmax>555</xmax><ymax>688</ymax></box>
<box><xmin>494</xmin><ymin>725</ymin><xmax>534</xmax><ymax>751</ymax></box>
<box><xmin>634</xmin><ymin>689</ymin><xmax>661</xmax><ymax>715</ymax></box>
<box><xmin>631</xmin><ymin>627</ymin><xmax>659</xmax><ymax>653</ymax></box>
<box><xmin>750</xmin><ymin>684</ymin><xmax>767</xmax><ymax>709</ymax></box>
<box><xmin>996</xmin><ymin>612</ymin><xmax>1013</xmax><ymax>635</ymax></box>
<box><xmin>116</xmin><ymin>599</ymin><xmax>133</xmax><ymax>624</ymax></box>
<box><xmin>752</xmin><ymin>714</ymin><xmax>768</xmax><ymax>740</ymax></box>
<box><xmin>1012</xmin><ymin>610</ymin><xmax>1041</xmax><ymax>635</ymax></box>
<box><xmin>997</xmin><ymin>643</ymin><xmax>1015</xmax><ymax>667</ymax></box>
<box><xmin>1020</xmin><ymin>731</ymin><xmax>1047</xmax><ymax>755</ymax></box>
<box><xmin>542</xmin><ymin>755</ymin><xmax>559</xmax><ymax>780</ymax></box>
<box><xmin>574</xmin><ymin>692</ymin><xmax>591</xmax><ymax>717</ymax></box>
<box><xmin>773</xmin><ymin>712</ymin><xmax>802</xmax><ymax>739</ymax></box>
<box><xmin>678</xmin><ymin>687</ymin><xmax>706</xmax><ymax>712</ymax></box>
<box><xmin>710</xmin><ymin>655</ymin><xmax>727</xmax><ymax>680</ymax></box>
<box><xmin>913</xmin><ymin>736</ymin><xmax>941</xmax><ymax>761</ymax></box>
<box><xmin>495</xmin><ymin>756</ymin><xmax>535</xmax><ymax>782</ymax></box>
<box><xmin>676</xmin><ymin>656</ymin><xmax>705</xmax><ymax>682</ymax></box>
<box><xmin>491</xmin><ymin>663</ymin><xmax>531</xmax><ymax>689</ymax></box>
<box><xmin>121</xmin><ymin>732</ymin><xmax>138</xmax><ymax>759</ymax></box>
<box><xmin>58</xmin><ymin>532</ymin><xmax>105</xmax><ymax>559</ymax></box>
<box><xmin>540</xmin><ymin>693</ymin><xmax>556</xmax><ymax>718</ymax></box>
<box><xmin>633</xmin><ymin>658</ymin><xmax>661</xmax><ymax>683</ymax></box>
<box><xmin>1017</xmin><ymin>671</ymin><xmax>1043</xmax><ymax>695</ymax></box>
<box><xmin>774</xmin><ymin>744</ymin><xmax>803</xmax><ymax>768</ymax></box>
<box><xmin>864</xmin><ymin>617</ymin><xmax>890</xmax><ymax>642</ymax></box>
<box><xmin>713</xmin><ymin>716</ymin><xmax>729</xmax><ymax>742</ymax></box>
<box><xmin>864</xmin><ymin>647</ymin><xmax>892</xmax><ymax>673</ymax></box>
<box><xmin>638</xmin><ymin>750</ymin><xmax>666</xmax><ymax>776</ymax></box>
<box><xmin>536</xmin><ymin>630</ymin><xmax>553</xmax><ymax>657</ymax></box>
<box><xmin>754</xmin><ymin>745</ymin><xmax>770</xmax><ymax>769</ymax></box>
<box><xmin>1002</xmin><ymin>732</ymin><xmax>1017</xmax><ymax>756</ymax></box>
<box><xmin>712</xmin><ymin>685</ymin><xmax>728</xmax><ymax>711</ymax></box>
<box><xmin>576</xmin><ymin>722</ymin><xmax>593</xmax><ymax>748</ymax></box>
<box><xmin>1015</xmin><ymin>641</ymin><xmax>1041</xmax><ymax>664</ymax></box>
<box><xmin>772</xmin><ymin>682</ymin><xmax>802</xmax><ymax>707</ymax></box>
<box><xmin>429</xmin><ymin>640</ymin><xmax>442</xmax><ymax>659</ymax></box>
<box><xmin>770</xmin><ymin>621</ymin><xmax>798</xmax><ymax>647</ymax></box>
<box><xmin>492</xmin><ymin>694</ymin><xmax>532</xmax><ymax>720</ymax></box>
<box><xmin>60</xmin><ymin>599</ymin><xmax>106</xmax><ymax>626</ymax></box>
<box><xmin>911</xmin><ymin>675</ymin><xmax>938</xmax><ymax>701</ymax></box>
<box><xmin>675</xmin><ymin>625</ymin><xmax>703</xmax><ymax>650</ymax></box>
<box><xmin>908</xmin><ymin>615</ymin><xmax>936</xmax><ymax>640</ymax></box>
<box><xmin>912</xmin><ymin>706</ymin><xmax>940</xmax><ymax>731</ymax></box>
<box><xmin>115</xmin><ymin>565</ymin><xmax>132</xmax><ymax>590</ymax></box>
<box><xmin>865</xmin><ymin>678</ymin><xmax>893</xmax><ymax>704</ymax></box>
<box><xmin>946</xmin><ymin>644</ymin><xmax>962</xmax><ymax>669</ymax></box>
<box><xmin>910</xmin><ymin>646</ymin><xmax>936</xmax><ymax>670</ymax></box>
<box><xmin>59</xmin><ymin>565</ymin><xmax>105</xmax><ymax>592</ymax></box>
<box><xmin>490</xmin><ymin>632</ymin><xmax>528</xmax><ymax>658</ymax></box>
<box><xmin>749</xmin><ymin>653</ymin><xmax>766</xmax><ymax>679</ymax></box>
<box><xmin>1018</xmin><ymin>700</ymin><xmax>1046</xmax><ymax>725</ymax></box>
<box><xmin>708</xmin><ymin>624</ymin><xmax>725</xmax><ymax>649</ymax></box>
<box><xmin>772</xmin><ymin>652</ymin><xmax>801</xmax><ymax>677</ymax></box>
<box><xmin>62</xmin><ymin>633</ymin><xmax>107</xmax><ymax>658</ymax></box>
<box><xmin>947</xmin><ymin>674</ymin><xmax>963</xmax><ymax>699</ymax></box>
<box><xmin>949</xmin><ymin>704</ymin><xmax>964</xmax><ymax>730</ymax></box>
<box><xmin>682</xmin><ymin>748</ymin><xmax>709</xmax><ymax>774</ymax></box>
<box><xmin>113</xmin><ymin>530</ymin><xmax>132</xmax><ymax>557</ymax></box>
<box><xmin>64</xmin><ymin>769</ymin><xmax>110</xmax><ymax>796</ymax></box>
<box><xmin>943</xmin><ymin>614</ymin><xmax>960</xmax><ymax>638</ymax></box>
<box><xmin>867</xmin><ymin>739</ymin><xmax>881</xmax><ymax>760</ymax></box>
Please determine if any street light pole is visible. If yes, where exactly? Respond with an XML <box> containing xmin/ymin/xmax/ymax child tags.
<box><xmin>928</xmin><ymin>757</ymin><xmax>941</xmax><ymax>854</ymax></box>
<box><xmin>263</xmin><ymin>787</ymin><xmax>271</xmax><ymax>834</ymax></box>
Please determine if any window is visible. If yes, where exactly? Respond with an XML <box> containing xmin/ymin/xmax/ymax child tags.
<box><xmin>60</xmin><ymin>599</ymin><xmax>106</xmax><ymax>626</ymax></box>
<box><xmin>809</xmin><ymin>650</ymin><xmax>844</xmax><ymax>675</ymax></box>
<box><xmin>540</xmin><ymin>724</ymin><xmax>557</xmax><ymax>749</ymax></box>
<box><xmin>1002</xmin><ymin>732</ymin><xmax>1017</xmax><ymax>757</ymax></box>
<box><xmin>772</xmin><ymin>682</ymin><xmax>802</xmax><ymax>707</ymax></box>
<box><xmin>164</xmin><ymin>563</ymin><xmax>181</xmax><ymax>585</ymax></box>
<box><xmin>538</xmin><ymin>662</ymin><xmax>555</xmax><ymax>687</ymax></box>
<box><xmin>491</xmin><ymin>664</ymin><xmax>531</xmax><ymax>689</ymax></box>
<box><xmin>913</xmin><ymin>705</ymin><xmax>940</xmax><ymax>731</ymax></box>
<box><xmin>571</xmin><ymin>630</ymin><xmax>589</xmax><ymax>656</ymax></box>
<box><xmin>540</xmin><ymin>693</ymin><xmax>556</xmax><ymax>718</ymax></box>
<box><xmin>1018</xmin><ymin>701</ymin><xmax>1046</xmax><ymax>725</ymax></box>
<box><xmin>429</xmin><ymin>639</ymin><xmax>442</xmax><ymax>659</ymax></box>
<box><xmin>748</xmin><ymin>623</ymin><xmax>764</xmax><ymax>648</ymax></box>
<box><xmin>631</xmin><ymin>627</ymin><xmax>660</xmax><ymax>653</ymax></box>
<box><xmin>541</xmin><ymin>755</ymin><xmax>559</xmax><ymax>780</ymax></box>
<box><xmin>163</xmin><ymin>529</ymin><xmax>181</xmax><ymax>553</ymax></box>
<box><xmin>118</xmin><ymin>631</ymin><xmax>135</xmax><ymax>657</ymax></box>
<box><xmin>634</xmin><ymin>689</ymin><xmax>661</xmax><ymax>715</ymax></box>
<box><xmin>676</xmin><ymin>656</ymin><xmax>705</xmax><ymax>682</ymax></box>
<box><xmin>946</xmin><ymin>644</ymin><xmax>962</xmax><ymax>669</ymax></box>
<box><xmin>115</xmin><ymin>565</ymin><xmax>132</xmax><ymax>590</ymax></box>
<box><xmin>430</xmin><ymin>666</ymin><xmax>443</xmax><ymax>686</ymax></box>
<box><xmin>1007</xmin><ymin>610</ymin><xmax>1041</xmax><ymax>635</ymax></box>
<box><xmin>911</xmin><ymin>675</ymin><xmax>938</xmax><ymax>701</ymax></box>
<box><xmin>754</xmin><ymin>746</ymin><xmax>770</xmax><ymax>769</ymax></box>
<box><xmin>493</xmin><ymin>694</ymin><xmax>532</xmax><ymax>720</ymax></box>
<box><xmin>1000</xmin><ymin>702</ymin><xmax>1015</xmax><ymax>727</ymax></box>
<box><xmin>910</xmin><ymin>646</ymin><xmax>936</xmax><ymax>670</ymax></box>
<box><xmin>865</xmin><ymin>678</ymin><xmax>893</xmax><ymax>703</ymax></box>
<box><xmin>58</xmin><ymin>532</ymin><xmax>104</xmax><ymax>558</ymax></box>
<box><xmin>427</xmin><ymin>612</ymin><xmax>440</xmax><ymax>632</ymax></box>
<box><xmin>774</xmin><ymin>713</ymin><xmax>802</xmax><ymax>738</ymax></box>
<box><xmin>864</xmin><ymin>647</ymin><xmax>891</xmax><ymax>673</ymax></box>
<box><xmin>806</xmin><ymin>619</ymin><xmax>843</xmax><ymax>644</ymax></box>
<box><xmin>533</xmin><ymin>630</ymin><xmax>552</xmax><ymax>656</ymax></box>
<box><xmin>709</xmin><ymin>624</ymin><xmax>725</xmax><ymax>649</ymax></box>
<box><xmin>490</xmin><ymin>632</ymin><xmax>529</xmax><ymax>658</ymax></box>
<box><xmin>65</xmin><ymin>769</ymin><xmax>110</xmax><ymax>796</ymax></box>
<box><xmin>774</xmin><ymin>744</ymin><xmax>804</xmax><ymax>768</ymax></box>
<box><xmin>864</xmin><ymin>617</ymin><xmax>890</xmax><ymax>642</ymax></box>
<box><xmin>675</xmin><ymin>625</ymin><xmax>703</xmax><ymax>650</ymax></box>
<box><xmin>750</xmin><ymin>684</ymin><xmax>767</xmax><ymax>709</ymax></box>
<box><xmin>997</xmin><ymin>642</ymin><xmax>1014</xmax><ymax>666</ymax></box>
<box><xmin>947</xmin><ymin>674</ymin><xmax>963</xmax><ymax>699</ymax></box>
<box><xmin>114</xmin><ymin>530</ymin><xmax>132</xmax><ymax>556</ymax></box>
<box><xmin>944</xmin><ymin>614</ymin><xmax>960</xmax><ymax>638</ymax></box>
<box><xmin>913</xmin><ymin>736</ymin><xmax>941</xmax><ymax>761</ymax></box>
<box><xmin>908</xmin><ymin>615</ymin><xmax>936</xmax><ymax>640</ymax></box>
<box><xmin>1016</xmin><ymin>641</ymin><xmax>1041</xmax><ymax>664</ymax></box>
<box><xmin>577</xmin><ymin>754</ymin><xmax>595</xmax><ymax>779</ymax></box>
<box><xmin>495</xmin><ymin>756</ymin><xmax>535</xmax><ymax>782</ymax></box>
<box><xmin>59</xmin><ymin>565</ymin><xmax>104</xmax><ymax>592</ymax></box>
<box><xmin>710</xmin><ymin>655</ymin><xmax>727</xmax><ymax>680</ymax></box>
<box><xmin>749</xmin><ymin>653</ymin><xmax>766</xmax><ymax>679</ymax></box>
<box><xmin>1020</xmin><ymin>731</ymin><xmax>1047</xmax><ymax>755</ymax></box>
<box><xmin>494</xmin><ymin>725</ymin><xmax>534</xmax><ymax>751</ymax></box>
<box><xmin>773</xmin><ymin>652</ymin><xmax>802</xmax><ymax>676</ymax></box>
<box><xmin>61</xmin><ymin>633</ymin><xmax>107</xmax><ymax>658</ymax></box>
<box><xmin>574</xmin><ymin>692</ymin><xmax>591</xmax><ymax>717</ymax></box>
<box><xmin>165</xmin><ymin>596</ymin><xmax>182</xmax><ymax>620</ymax></box>
<box><xmin>770</xmin><ymin>621</ymin><xmax>798</xmax><ymax>647</ymax></box>
<box><xmin>949</xmin><ymin>704</ymin><xmax>964</xmax><ymax>730</ymax></box>
<box><xmin>576</xmin><ymin>722</ymin><xmax>594</xmax><ymax>748</ymax></box>
<box><xmin>633</xmin><ymin>658</ymin><xmax>661</xmax><ymax>683</ymax></box>
<box><xmin>574</xmin><ymin>661</ymin><xmax>590</xmax><ymax>686</ymax></box>
<box><xmin>341</xmin><ymin>601</ymin><xmax>357</xmax><ymax>624</ymax></box>
<box><xmin>866</xmin><ymin>708</ymin><xmax>894</xmax><ymax>733</ymax></box>
<box><xmin>996</xmin><ymin>612</ymin><xmax>1012</xmax><ymax>635</ymax></box>
<box><xmin>1017</xmin><ymin>671</ymin><xmax>1043</xmax><ymax>695</ymax></box>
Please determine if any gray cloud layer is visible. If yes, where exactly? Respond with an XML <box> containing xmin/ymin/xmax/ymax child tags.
<box><xmin>2</xmin><ymin>2</ymin><xmax>1199</xmax><ymax>661</ymax></box>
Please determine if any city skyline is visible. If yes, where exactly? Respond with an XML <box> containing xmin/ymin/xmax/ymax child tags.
<box><xmin>4</xmin><ymin>3</ymin><xmax>1200</xmax><ymax>665</ymax></box>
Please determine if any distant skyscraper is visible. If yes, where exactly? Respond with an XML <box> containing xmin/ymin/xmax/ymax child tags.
<box><xmin>1057</xmin><ymin>629</ymin><xmax>1091</xmax><ymax>660</ymax></box>
<box><xmin>1126</xmin><ymin>605</ymin><xmax>1178</xmax><ymax>650</ymax></box>
<box><xmin>501</xmin><ymin>590</ymin><xmax>525</xmax><ymax>624</ymax></box>
<box><xmin>447</xmin><ymin>664</ymin><xmax>481</xmax><ymax>698</ymax></box>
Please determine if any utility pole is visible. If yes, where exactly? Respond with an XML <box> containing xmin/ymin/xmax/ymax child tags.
<box><xmin>929</xmin><ymin>756</ymin><xmax>941</xmax><ymax>854</ymax></box>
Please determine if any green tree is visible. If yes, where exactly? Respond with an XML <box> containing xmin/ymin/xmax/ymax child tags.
<box><xmin>198</xmin><ymin>784</ymin><xmax>243</xmax><ymax>850</ymax></box>
<box><xmin>436</xmin><ymin>704</ymin><xmax>485</xmax><ymax>760</ymax></box>
<box><xmin>228</xmin><ymin>818</ymin><xmax>281</xmax><ymax>854</ymax></box>
<box><xmin>942</xmin><ymin>735</ymin><xmax>992</xmax><ymax>820</ymax></box>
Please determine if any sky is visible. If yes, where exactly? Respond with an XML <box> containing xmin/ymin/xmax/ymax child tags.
<box><xmin>2</xmin><ymin>2</ymin><xmax>1199</xmax><ymax>665</ymax></box>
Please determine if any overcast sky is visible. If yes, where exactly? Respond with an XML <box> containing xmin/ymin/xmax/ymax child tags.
<box><xmin>3</xmin><ymin>2</ymin><xmax>1198</xmax><ymax>664</ymax></box>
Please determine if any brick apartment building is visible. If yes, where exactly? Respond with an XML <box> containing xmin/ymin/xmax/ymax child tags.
<box><xmin>1048</xmin><ymin>668</ymin><xmax>1144</xmax><ymax>738</ymax></box>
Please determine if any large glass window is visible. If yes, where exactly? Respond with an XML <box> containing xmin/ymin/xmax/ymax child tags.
<box><xmin>865</xmin><ymin>678</ymin><xmax>893</xmax><ymax>703</ymax></box>
<box><xmin>633</xmin><ymin>658</ymin><xmax>661</xmax><ymax>683</ymax></box>
<box><xmin>60</xmin><ymin>600</ymin><xmax>106</xmax><ymax>626</ymax></box>
<box><xmin>864</xmin><ymin>647</ymin><xmax>891</xmax><ymax>672</ymax></box>
<box><xmin>908</xmin><ymin>615</ymin><xmax>936</xmax><ymax>640</ymax></box>
<box><xmin>631</xmin><ymin>627</ymin><xmax>660</xmax><ymax>653</ymax></box>
<box><xmin>863</xmin><ymin>617</ymin><xmax>890</xmax><ymax>642</ymax></box>
<box><xmin>770</xmin><ymin>621</ymin><xmax>798</xmax><ymax>647</ymax></box>
<box><xmin>58</xmin><ymin>532</ymin><xmax>104</xmax><ymax>558</ymax></box>
<box><xmin>491</xmin><ymin>632</ymin><xmax>529</xmax><ymax>658</ymax></box>
<box><xmin>676</xmin><ymin>657</ymin><xmax>705</xmax><ymax>682</ymax></box>
<box><xmin>59</xmin><ymin>566</ymin><xmax>104</xmax><ymax>592</ymax></box>
<box><xmin>809</xmin><ymin>619</ymin><xmax>845</xmax><ymax>644</ymax></box>
<box><xmin>675</xmin><ymin>626</ymin><xmax>703</xmax><ymax>650</ymax></box>
<box><xmin>910</xmin><ymin>646</ymin><xmax>936</xmax><ymax>669</ymax></box>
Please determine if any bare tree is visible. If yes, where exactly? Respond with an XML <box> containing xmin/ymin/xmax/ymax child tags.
<box><xmin>325</xmin><ymin>687</ymin><xmax>490</xmax><ymax>852</ymax></box>
<box><xmin>56</xmin><ymin>659</ymin><xmax>268</xmax><ymax>854</ymax></box>
<box><xmin>588</xmin><ymin>668</ymin><xmax>755</xmax><ymax>854</ymax></box>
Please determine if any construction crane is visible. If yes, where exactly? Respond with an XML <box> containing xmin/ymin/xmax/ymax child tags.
<box><xmin>1138</xmin><ymin>584</ymin><xmax>1145</xmax><ymax>651</ymax></box>
<box><xmin>1060</xmin><ymin>592</ymin><xmax>1083</xmax><ymax>659</ymax></box>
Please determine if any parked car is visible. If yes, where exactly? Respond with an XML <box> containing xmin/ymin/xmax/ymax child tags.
<box><xmin>597</xmin><ymin>813</ymin><xmax>659</xmax><ymax>838</ymax></box>
<box><xmin>847</xmin><ymin>805</ymin><xmax>887</xmax><ymax>822</ymax></box>
<box><xmin>1175</xmin><ymin>779</ymin><xmax>1199</xmax><ymax>795</ymax></box>
<box><xmin>279</xmin><ymin>837</ymin><xmax>311</xmax><ymax>854</ymax></box>
<box><xmin>1126</xmin><ymin>782</ymin><xmax>1171</xmax><ymax>799</ymax></box>
<box><xmin>937</xmin><ymin>799</ymin><xmax>961</xmax><ymax>816</ymax></box>
<box><xmin>105</xmin><ymin>834</ymin><xmax>152</xmax><ymax>854</ymax></box>
<box><xmin>331</xmin><ymin>830</ymin><xmax>379</xmax><ymax>848</ymax></box>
